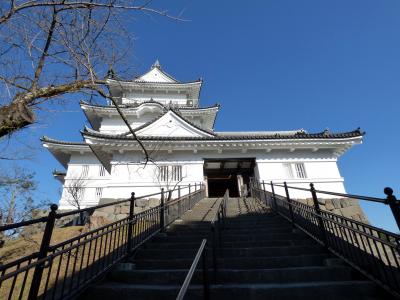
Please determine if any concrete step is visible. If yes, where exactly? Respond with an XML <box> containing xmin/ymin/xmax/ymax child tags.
<box><xmin>170</xmin><ymin>222</ymin><xmax>290</xmax><ymax>231</ymax></box>
<box><xmin>144</xmin><ymin>238</ymin><xmax>317</xmax><ymax>250</ymax></box>
<box><xmin>88</xmin><ymin>281</ymin><xmax>389</xmax><ymax>300</ymax></box>
<box><xmin>135</xmin><ymin>245</ymin><xmax>326</xmax><ymax>259</ymax></box>
<box><xmin>166</xmin><ymin>227</ymin><xmax>295</xmax><ymax>237</ymax></box>
<box><xmin>132</xmin><ymin>254</ymin><xmax>332</xmax><ymax>269</ymax></box>
<box><xmin>111</xmin><ymin>266</ymin><xmax>354</xmax><ymax>285</ymax></box>
<box><xmin>152</xmin><ymin>232</ymin><xmax>309</xmax><ymax>243</ymax></box>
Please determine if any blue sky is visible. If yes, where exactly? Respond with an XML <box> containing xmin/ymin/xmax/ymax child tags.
<box><xmin>4</xmin><ymin>0</ymin><xmax>400</xmax><ymax>232</ymax></box>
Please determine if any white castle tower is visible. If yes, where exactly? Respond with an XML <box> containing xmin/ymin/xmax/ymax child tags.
<box><xmin>42</xmin><ymin>61</ymin><xmax>364</xmax><ymax>210</ymax></box>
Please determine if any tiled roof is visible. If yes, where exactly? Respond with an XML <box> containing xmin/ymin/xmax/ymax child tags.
<box><xmin>41</xmin><ymin>136</ymin><xmax>87</xmax><ymax>146</ymax></box>
<box><xmin>81</xmin><ymin>128</ymin><xmax>364</xmax><ymax>141</ymax></box>
<box><xmin>107</xmin><ymin>78</ymin><xmax>202</xmax><ymax>86</ymax></box>
<box><xmin>80</xmin><ymin>100</ymin><xmax>219</xmax><ymax>112</ymax></box>
<box><xmin>83</xmin><ymin>108</ymin><xmax>217</xmax><ymax>137</ymax></box>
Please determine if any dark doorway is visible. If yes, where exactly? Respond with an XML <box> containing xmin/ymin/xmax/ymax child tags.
<box><xmin>204</xmin><ymin>158</ymin><xmax>255</xmax><ymax>198</ymax></box>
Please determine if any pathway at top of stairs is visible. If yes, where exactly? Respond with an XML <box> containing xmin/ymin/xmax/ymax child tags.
<box><xmin>85</xmin><ymin>197</ymin><xmax>394</xmax><ymax>300</ymax></box>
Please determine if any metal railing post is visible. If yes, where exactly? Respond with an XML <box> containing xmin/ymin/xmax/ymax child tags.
<box><xmin>177</xmin><ymin>186</ymin><xmax>182</xmax><ymax>217</ymax></box>
<box><xmin>127</xmin><ymin>192</ymin><xmax>135</xmax><ymax>253</ymax></box>
<box><xmin>310</xmin><ymin>184</ymin><xmax>328</xmax><ymax>246</ymax></box>
<box><xmin>271</xmin><ymin>181</ymin><xmax>277</xmax><ymax>209</ymax></box>
<box><xmin>284</xmin><ymin>182</ymin><xmax>295</xmax><ymax>226</ymax></box>
<box><xmin>262</xmin><ymin>180</ymin><xmax>267</xmax><ymax>205</ymax></box>
<box><xmin>160</xmin><ymin>188</ymin><xmax>165</xmax><ymax>231</ymax></box>
<box><xmin>167</xmin><ymin>190</ymin><xmax>172</xmax><ymax>224</ymax></box>
<box><xmin>28</xmin><ymin>204</ymin><xmax>58</xmax><ymax>300</ymax></box>
<box><xmin>188</xmin><ymin>184</ymin><xmax>192</xmax><ymax>209</ymax></box>
<box><xmin>384</xmin><ymin>187</ymin><xmax>400</xmax><ymax>232</ymax></box>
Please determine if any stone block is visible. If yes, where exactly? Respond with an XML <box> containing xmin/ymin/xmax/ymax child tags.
<box><xmin>88</xmin><ymin>216</ymin><xmax>109</xmax><ymax>229</ymax></box>
<box><xmin>92</xmin><ymin>211</ymin><xmax>109</xmax><ymax>218</ymax></box>
<box><xmin>318</xmin><ymin>199</ymin><xmax>326</xmax><ymax>206</ymax></box>
<box><xmin>340</xmin><ymin>205</ymin><xmax>363</xmax><ymax>219</ymax></box>
<box><xmin>325</xmin><ymin>199</ymin><xmax>334</xmax><ymax>211</ymax></box>
<box><xmin>115</xmin><ymin>214</ymin><xmax>127</xmax><ymax>221</ymax></box>
<box><xmin>135</xmin><ymin>198</ymin><xmax>148</xmax><ymax>208</ymax></box>
<box><xmin>332</xmin><ymin>199</ymin><xmax>341</xmax><ymax>209</ymax></box>
<box><xmin>332</xmin><ymin>209</ymin><xmax>343</xmax><ymax>216</ymax></box>
<box><xmin>119</xmin><ymin>205</ymin><xmax>130</xmax><ymax>214</ymax></box>
<box><xmin>96</xmin><ymin>205</ymin><xmax>115</xmax><ymax>215</ymax></box>
<box><xmin>149</xmin><ymin>198</ymin><xmax>160</xmax><ymax>207</ymax></box>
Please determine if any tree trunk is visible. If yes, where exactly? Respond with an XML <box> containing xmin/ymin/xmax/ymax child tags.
<box><xmin>0</xmin><ymin>102</ymin><xmax>35</xmax><ymax>137</ymax></box>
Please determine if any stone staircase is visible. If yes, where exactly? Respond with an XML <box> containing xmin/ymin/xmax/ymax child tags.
<box><xmin>85</xmin><ymin>197</ymin><xmax>393</xmax><ymax>299</ymax></box>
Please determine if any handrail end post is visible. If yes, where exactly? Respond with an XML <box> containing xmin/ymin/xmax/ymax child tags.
<box><xmin>127</xmin><ymin>192</ymin><xmax>135</xmax><ymax>253</ymax></box>
<box><xmin>160</xmin><ymin>188</ymin><xmax>165</xmax><ymax>232</ymax></box>
<box><xmin>384</xmin><ymin>187</ymin><xmax>400</xmax><ymax>232</ymax></box>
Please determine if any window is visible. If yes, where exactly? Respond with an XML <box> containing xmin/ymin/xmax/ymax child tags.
<box><xmin>99</xmin><ymin>166</ymin><xmax>106</xmax><ymax>177</ymax></box>
<box><xmin>294</xmin><ymin>163</ymin><xmax>307</xmax><ymax>179</ymax></box>
<box><xmin>158</xmin><ymin>165</ymin><xmax>183</xmax><ymax>182</ymax></box>
<box><xmin>95</xmin><ymin>187</ymin><xmax>103</xmax><ymax>200</ymax></box>
<box><xmin>283</xmin><ymin>163</ymin><xmax>307</xmax><ymax>179</ymax></box>
<box><xmin>283</xmin><ymin>163</ymin><xmax>294</xmax><ymax>178</ymax></box>
<box><xmin>82</xmin><ymin>165</ymin><xmax>89</xmax><ymax>177</ymax></box>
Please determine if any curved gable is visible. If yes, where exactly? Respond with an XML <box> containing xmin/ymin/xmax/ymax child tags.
<box><xmin>136</xmin><ymin>110</ymin><xmax>214</xmax><ymax>138</ymax></box>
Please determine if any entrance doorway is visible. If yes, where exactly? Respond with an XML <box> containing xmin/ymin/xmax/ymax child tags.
<box><xmin>204</xmin><ymin>158</ymin><xmax>255</xmax><ymax>197</ymax></box>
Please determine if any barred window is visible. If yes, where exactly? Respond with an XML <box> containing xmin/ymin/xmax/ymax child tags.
<box><xmin>95</xmin><ymin>187</ymin><xmax>103</xmax><ymax>200</ymax></box>
<box><xmin>82</xmin><ymin>165</ymin><xmax>89</xmax><ymax>177</ymax></box>
<box><xmin>294</xmin><ymin>163</ymin><xmax>307</xmax><ymax>178</ymax></box>
<box><xmin>99</xmin><ymin>166</ymin><xmax>106</xmax><ymax>177</ymax></box>
<box><xmin>283</xmin><ymin>163</ymin><xmax>307</xmax><ymax>179</ymax></box>
<box><xmin>283</xmin><ymin>163</ymin><xmax>294</xmax><ymax>178</ymax></box>
<box><xmin>158</xmin><ymin>165</ymin><xmax>183</xmax><ymax>182</ymax></box>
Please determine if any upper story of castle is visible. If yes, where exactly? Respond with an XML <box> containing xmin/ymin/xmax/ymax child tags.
<box><xmin>107</xmin><ymin>60</ymin><xmax>203</xmax><ymax>107</ymax></box>
<box><xmin>82</xmin><ymin>61</ymin><xmax>219</xmax><ymax>134</ymax></box>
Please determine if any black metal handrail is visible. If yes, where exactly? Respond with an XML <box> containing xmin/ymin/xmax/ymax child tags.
<box><xmin>210</xmin><ymin>189</ymin><xmax>228</xmax><ymax>283</ymax></box>
<box><xmin>0</xmin><ymin>183</ymin><xmax>205</xmax><ymax>300</ymax></box>
<box><xmin>250</xmin><ymin>179</ymin><xmax>400</xmax><ymax>298</ymax></box>
<box><xmin>176</xmin><ymin>239</ymin><xmax>210</xmax><ymax>300</ymax></box>
<box><xmin>176</xmin><ymin>190</ymin><xmax>229</xmax><ymax>299</ymax></box>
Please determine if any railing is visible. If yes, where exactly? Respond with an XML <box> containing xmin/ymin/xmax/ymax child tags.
<box><xmin>0</xmin><ymin>183</ymin><xmax>205</xmax><ymax>300</ymax></box>
<box><xmin>250</xmin><ymin>179</ymin><xmax>400</xmax><ymax>298</ymax></box>
<box><xmin>210</xmin><ymin>189</ymin><xmax>228</xmax><ymax>283</ymax></box>
<box><xmin>177</xmin><ymin>189</ymin><xmax>229</xmax><ymax>299</ymax></box>
<box><xmin>176</xmin><ymin>239</ymin><xmax>210</xmax><ymax>300</ymax></box>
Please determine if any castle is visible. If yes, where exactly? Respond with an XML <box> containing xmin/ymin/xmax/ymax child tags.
<box><xmin>42</xmin><ymin>61</ymin><xmax>364</xmax><ymax>212</ymax></box>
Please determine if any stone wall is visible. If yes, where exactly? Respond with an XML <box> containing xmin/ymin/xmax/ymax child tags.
<box><xmin>91</xmin><ymin>197</ymin><xmax>161</xmax><ymax>223</ymax></box>
<box><xmin>294</xmin><ymin>197</ymin><xmax>369</xmax><ymax>223</ymax></box>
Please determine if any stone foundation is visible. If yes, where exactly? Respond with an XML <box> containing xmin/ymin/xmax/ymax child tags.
<box><xmin>294</xmin><ymin>197</ymin><xmax>369</xmax><ymax>224</ymax></box>
<box><xmin>92</xmin><ymin>197</ymin><xmax>161</xmax><ymax>222</ymax></box>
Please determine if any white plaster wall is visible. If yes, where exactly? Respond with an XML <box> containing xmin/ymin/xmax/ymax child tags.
<box><xmin>122</xmin><ymin>92</ymin><xmax>187</xmax><ymax>106</ymax></box>
<box><xmin>59</xmin><ymin>154</ymin><xmax>112</xmax><ymax>209</ymax></box>
<box><xmin>59</xmin><ymin>151</ymin><xmax>205</xmax><ymax>209</ymax></box>
<box><xmin>58</xmin><ymin>148</ymin><xmax>348</xmax><ymax>210</ymax></box>
<box><xmin>99</xmin><ymin>114</ymin><xmax>155</xmax><ymax>133</ymax></box>
<box><xmin>255</xmin><ymin>149</ymin><xmax>346</xmax><ymax>199</ymax></box>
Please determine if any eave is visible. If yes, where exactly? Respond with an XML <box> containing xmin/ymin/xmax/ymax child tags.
<box><xmin>81</xmin><ymin>128</ymin><xmax>364</xmax><ymax>158</ymax></box>
<box><xmin>41</xmin><ymin>136</ymin><xmax>90</xmax><ymax>168</ymax></box>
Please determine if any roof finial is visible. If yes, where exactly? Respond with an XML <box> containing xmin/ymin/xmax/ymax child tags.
<box><xmin>152</xmin><ymin>59</ymin><xmax>161</xmax><ymax>69</ymax></box>
<box><xmin>106</xmin><ymin>67</ymin><xmax>115</xmax><ymax>79</ymax></box>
